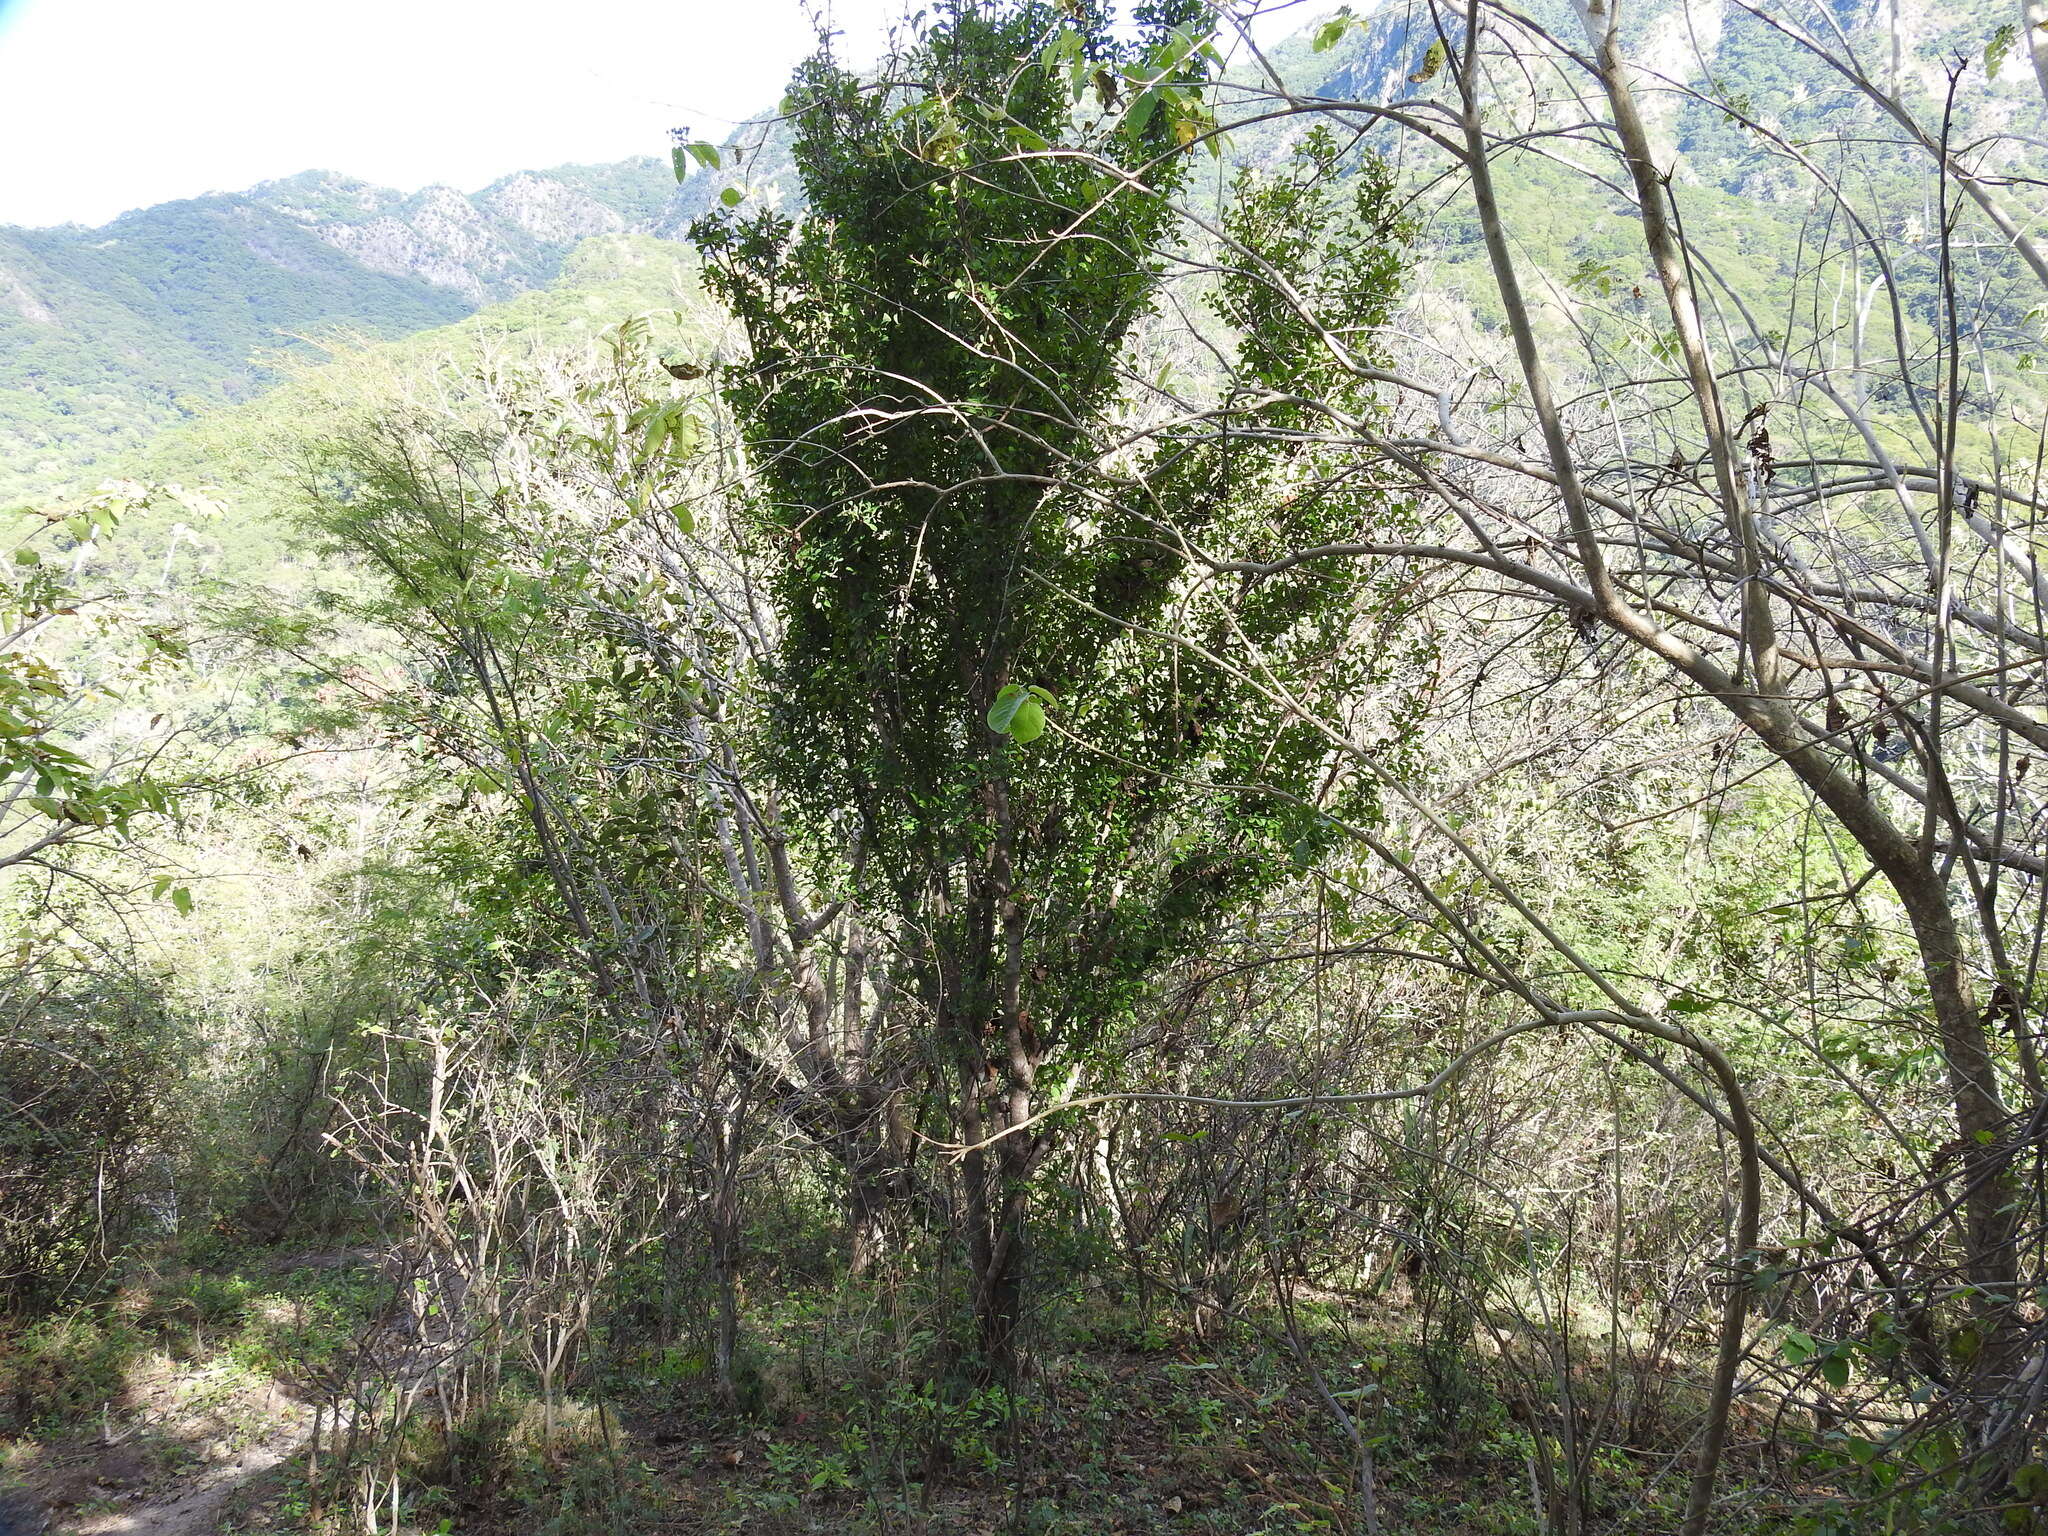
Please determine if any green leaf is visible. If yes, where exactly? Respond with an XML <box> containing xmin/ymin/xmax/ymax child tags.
<box><xmin>169</xmin><ymin>885</ymin><xmax>194</xmax><ymax>917</ymax></box>
<box><xmin>1566</xmin><ymin>258</ymin><xmax>1618</xmax><ymax>298</ymax></box>
<box><xmin>1009</xmin><ymin>697</ymin><xmax>1046</xmax><ymax>743</ymax></box>
<box><xmin>1126</xmin><ymin>89</ymin><xmax>1159</xmax><ymax>138</ymax></box>
<box><xmin>1820</xmin><ymin>1353</ymin><xmax>1851</xmax><ymax>1390</ymax></box>
<box><xmin>988</xmin><ymin>683</ymin><xmax>1028</xmax><ymax>734</ymax></box>
<box><xmin>720</xmin><ymin>186</ymin><xmax>745</xmax><ymax>207</ymax></box>
<box><xmin>988</xmin><ymin>683</ymin><xmax>1053</xmax><ymax>743</ymax></box>
<box><xmin>1313</xmin><ymin>15</ymin><xmax>1350</xmax><ymax>52</ymax></box>
<box><xmin>1988</xmin><ymin>21</ymin><xmax>2019</xmax><ymax>76</ymax></box>
<box><xmin>1409</xmin><ymin>40</ymin><xmax>1447</xmax><ymax>84</ymax></box>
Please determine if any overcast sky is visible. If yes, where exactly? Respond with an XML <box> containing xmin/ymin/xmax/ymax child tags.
<box><xmin>0</xmin><ymin>0</ymin><xmax>916</xmax><ymax>227</ymax></box>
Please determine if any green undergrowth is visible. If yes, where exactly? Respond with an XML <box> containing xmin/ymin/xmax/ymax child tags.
<box><xmin>0</xmin><ymin>1237</ymin><xmax>388</xmax><ymax>1438</ymax></box>
<box><xmin>0</xmin><ymin>1252</ymin><xmax>1883</xmax><ymax>1535</ymax></box>
<box><xmin>284</xmin><ymin>1272</ymin><xmax>1766</xmax><ymax>1536</ymax></box>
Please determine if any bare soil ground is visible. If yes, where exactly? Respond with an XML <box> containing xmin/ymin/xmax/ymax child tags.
<box><xmin>4</xmin><ymin>1356</ymin><xmax>314</xmax><ymax>1536</ymax></box>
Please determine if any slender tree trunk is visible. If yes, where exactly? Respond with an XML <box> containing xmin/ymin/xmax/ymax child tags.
<box><xmin>2028</xmin><ymin>0</ymin><xmax>2048</xmax><ymax>114</ymax></box>
<box><xmin>848</xmin><ymin>1172</ymin><xmax>889</xmax><ymax>1278</ymax></box>
<box><xmin>708</xmin><ymin>1105</ymin><xmax>742</xmax><ymax>1406</ymax></box>
<box><xmin>1570</xmin><ymin>0</ymin><xmax>2016</xmax><ymax>1304</ymax></box>
<box><xmin>968</xmin><ymin>1159</ymin><xmax>1029</xmax><ymax>1376</ymax></box>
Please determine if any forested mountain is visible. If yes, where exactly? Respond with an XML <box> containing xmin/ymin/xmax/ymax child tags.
<box><xmin>6</xmin><ymin>2</ymin><xmax>2048</xmax><ymax>1535</ymax></box>
<box><xmin>6</xmin><ymin>0</ymin><xmax>2031</xmax><ymax>502</ymax></box>
<box><xmin>0</xmin><ymin>157</ymin><xmax>679</xmax><ymax>498</ymax></box>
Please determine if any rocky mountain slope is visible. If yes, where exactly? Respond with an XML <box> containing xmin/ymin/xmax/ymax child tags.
<box><xmin>0</xmin><ymin>158</ymin><xmax>677</xmax><ymax>499</ymax></box>
<box><xmin>3</xmin><ymin>0</ymin><xmax>2035</xmax><ymax>504</ymax></box>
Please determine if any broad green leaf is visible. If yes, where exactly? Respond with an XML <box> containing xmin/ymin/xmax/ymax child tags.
<box><xmin>1127</xmin><ymin>89</ymin><xmax>1159</xmax><ymax>137</ymax></box>
<box><xmin>1010</xmin><ymin>697</ymin><xmax>1046</xmax><ymax>743</ymax></box>
<box><xmin>988</xmin><ymin>683</ymin><xmax>1054</xmax><ymax>742</ymax></box>
<box><xmin>988</xmin><ymin>683</ymin><xmax>1028</xmax><ymax>733</ymax></box>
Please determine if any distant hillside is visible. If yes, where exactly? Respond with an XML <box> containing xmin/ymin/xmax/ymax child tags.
<box><xmin>82</xmin><ymin>232</ymin><xmax>713</xmax><ymax>600</ymax></box>
<box><xmin>5</xmin><ymin>0</ymin><xmax>2037</xmax><ymax>504</ymax></box>
<box><xmin>0</xmin><ymin>157</ymin><xmax>680</xmax><ymax>501</ymax></box>
<box><xmin>136</xmin><ymin>233</ymin><xmax>710</xmax><ymax>518</ymax></box>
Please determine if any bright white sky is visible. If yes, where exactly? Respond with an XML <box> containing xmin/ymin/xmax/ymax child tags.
<box><xmin>0</xmin><ymin>0</ymin><xmax>915</xmax><ymax>227</ymax></box>
<box><xmin>0</xmin><ymin>0</ymin><xmax>1314</xmax><ymax>229</ymax></box>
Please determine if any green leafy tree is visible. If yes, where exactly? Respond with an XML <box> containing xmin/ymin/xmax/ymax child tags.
<box><xmin>0</xmin><ymin>482</ymin><xmax>209</xmax><ymax>887</ymax></box>
<box><xmin>0</xmin><ymin>481</ymin><xmax>221</xmax><ymax>1307</ymax></box>
<box><xmin>697</xmin><ymin>0</ymin><xmax>1412</xmax><ymax>1365</ymax></box>
<box><xmin>291</xmin><ymin>318</ymin><xmax>949</xmax><ymax>1360</ymax></box>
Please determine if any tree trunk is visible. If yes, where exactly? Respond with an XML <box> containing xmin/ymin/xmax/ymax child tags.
<box><xmin>849</xmin><ymin>1173</ymin><xmax>889</xmax><ymax>1278</ymax></box>
<box><xmin>969</xmin><ymin>1150</ymin><xmax>1029</xmax><ymax>1377</ymax></box>
<box><xmin>708</xmin><ymin>1105</ymin><xmax>742</xmax><ymax>1406</ymax></box>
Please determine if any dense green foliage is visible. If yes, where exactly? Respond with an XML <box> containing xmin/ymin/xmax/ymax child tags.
<box><xmin>696</xmin><ymin>1</ymin><xmax>1425</xmax><ymax>1363</ymax></box>
<box><xmin>7</xmin><ymin>3</ymin><xmax>2048</xmax><ymax>1535</ymax></box>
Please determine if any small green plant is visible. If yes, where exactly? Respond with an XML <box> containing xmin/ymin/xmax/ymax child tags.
<box><xmin>1</xmin><ymin>1308</ymin><xmax>147</xmax><ymax>1432</ymax></box>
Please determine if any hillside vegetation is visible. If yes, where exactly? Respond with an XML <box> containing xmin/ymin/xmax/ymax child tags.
<box><xmin>4</xmin><ymin>3</ymin><xmax>2048</xmax><ymax>1535</ymax></box>
<box><xmin>0</xmin><ymin>158</ymin><xmax>683</xmax><ymax>500</ymax></box>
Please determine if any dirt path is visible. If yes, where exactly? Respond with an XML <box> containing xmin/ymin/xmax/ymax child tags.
<box><xmin>18</xmin><ymin>1374</ymin><xmax>321</xmax><ymax>1536</ymax></box>
<box><xmin>7</xmin><ymin>1247</ymin><xmax>392</xmax><ymax>1536</ymax></box>
<box><xmin>61</xmin><ymin>1419</ymin><xmax>309</xmax><ymax>1536</ymax></box>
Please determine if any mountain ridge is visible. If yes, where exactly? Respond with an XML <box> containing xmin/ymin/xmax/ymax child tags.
<box><xmin>4</xmin><ymin>0</ymin><xmax>2034</xmax><ymax>503</ymax></box>
<box><xmin>0</xmin><ymin>155</ymin><xmax>690</xmax><ymax>500</ymax></box>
